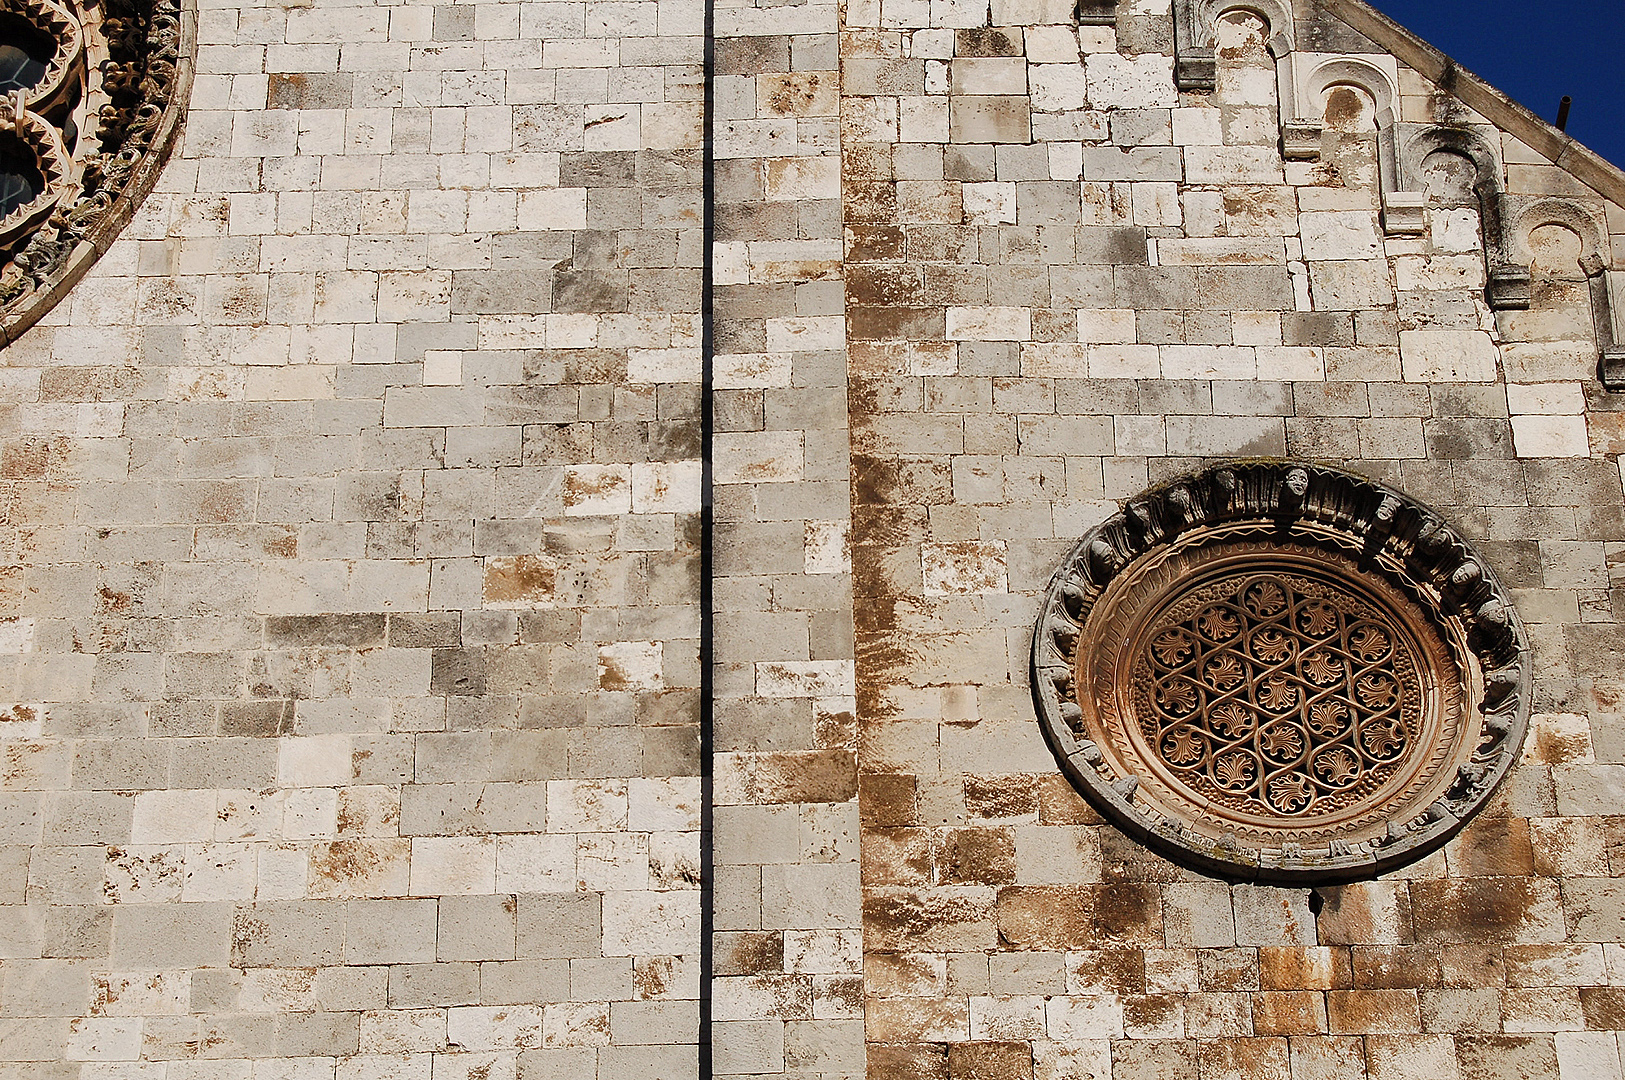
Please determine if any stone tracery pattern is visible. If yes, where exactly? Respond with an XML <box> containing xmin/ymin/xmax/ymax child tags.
<box><xmin>1139</xmin><ymin>570</ymin><xmax>1422</xmax><ymax>820</ymax></box>
<box><xmin>1033</xmin><ymin>461</ymin><xmax>1532</xmax><ymax>883</ymax></box>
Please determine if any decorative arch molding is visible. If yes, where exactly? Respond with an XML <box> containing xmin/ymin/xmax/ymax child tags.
<box><xmin>1174</xmin><ymin>0</ymin><xmax>1295</xmax><ymax>92</ymax></box>
<box><xmin>0</xmin><ymin>0</ymin><xmax>195</xmax><ymax>347</ymax></box>
<box><xmin>1033</xmin><ymin>461</ymin><xmax>1531</xmax><ymax>884</ymax></box>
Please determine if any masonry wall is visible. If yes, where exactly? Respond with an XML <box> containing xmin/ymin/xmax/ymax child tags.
<box><xmin>0</xmin><ymin>2</ymin><xmax>712</xmax><ymax>1077</ymax></box>
<box><xmin>841</xmin><ymin>2</ymin><xmax>1625</xmax><ymax>1079</ymax></box>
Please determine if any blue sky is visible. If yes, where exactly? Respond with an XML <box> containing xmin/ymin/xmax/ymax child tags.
<box><xmin>1369</xmin><ymin>0</ymin><xmax>1625</xmax><ymax>170</ymax></box>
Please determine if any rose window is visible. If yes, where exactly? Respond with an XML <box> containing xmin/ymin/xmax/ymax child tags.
<box><xmin>1034</xmin><ymin>463</ymin><xmax>1530</xmax><ymax>883</ymax></box>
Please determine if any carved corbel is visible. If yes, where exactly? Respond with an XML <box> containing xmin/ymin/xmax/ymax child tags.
<box><xmin>1075</xmin><ymin>0</ymin><xmax>1117</xmax><ymax>26</ymax></box>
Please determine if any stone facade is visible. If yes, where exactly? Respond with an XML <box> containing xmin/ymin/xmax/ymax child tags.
<box><xmin>2</xmin><ymin>0</ymin><xmax>1625</xmax><ymax>1078</ymax></box>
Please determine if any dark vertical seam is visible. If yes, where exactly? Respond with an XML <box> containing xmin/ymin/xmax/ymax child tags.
<box><xmin>698</xmin><ymin>0</ymin><xmax>716</xmax><ymax>1073</ymax></box>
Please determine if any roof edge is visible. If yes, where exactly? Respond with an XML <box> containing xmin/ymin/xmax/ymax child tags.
<box><xmin>1322</xmin><ymin>0</ymin><xmax>1625</xmax><ymax>208</ymax></box>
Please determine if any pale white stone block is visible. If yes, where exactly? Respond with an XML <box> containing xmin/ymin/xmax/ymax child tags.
<box><xmin>1045</xmin><ymin>995</ymin><xmax>1125</xmax><ymax>1039</ymax></box>
<box><xmin>547</xmin><ymin>779</ymin><xmax>630</xmax><ymax>834</ymax></box>
<box><xmin>1075</xmin><ymin>308</ymin><xmax>1137</xmax><ymax>344</ymax></box>
<box><xmin>278</xmin><ymin>735</ymin><xmax>353</xmax><ymax>788</ymax></box>
<box><xmin>183</xmin><ymin>843</ymin><xmax>257</xmax><ymax>902</ymax></box>
<box><xmin>1508</xmin><ymin>381</ymin><xmax>1586</xmax><ymax>414</ymax></box>
<box><xmin>1088</xmin><ymin>344</ymin><xmax>1161</xmax><ymax>379</ymax></box>
<box><xmin>422</xmin><ymin>351</ymin><xmax>462</xmax><ymax>386</ymax></box>
<box><xmin>963</xmin><ymin>183</ymin><xmax>1017</xmax><ymax>225</ymax></box>
<box><xmin>91</xmin><ymin>971</ymin><xmax>190</xmax><ymax>1017</ymax></box>
<box><xmin>1511</xmin><ymin>414</ymin><xmax>1591</xmax><ymax>458</ymax></box>
<box><xmin>631</xmin><ymin>461</ymin><xmax>702</xmax><ymax>515</ymax></box>
<box><xmin>630</xmin><ymin>777</ymin><xmax>702</xmax><ymax>833</ymax></box>
<box><xmin>601</xmin><ymin>891</ymin><xmax>700</xmax><ymax>956</ymax></box>
<box><xmin>1257</xmin><ymin>346</ymin><xmax>1326</xmax><ymax>381</ymax></box>
<box><xmin>1232</xmin><ymin>311</ymin><xmax>1283</xmax><ymax>346</ymax></box>
<box><xmin>493</xmin><ymin>834</ymin><xmax>574</xmax><ymax>893</ymax></box>
<box><xmin>64</xmin><ymin>1017</ymin><xmax>143</xmax><ymax>1061</ymax></box>
<box><xmin>562</xmin><ymin>465</ymin><xmax>632</xmax><ymax>516</ymax></box>
<box><xmin>409</xmin><ymin>836</ymin><xmax>497</xmax><ymax>895</ymax></box>
<box><xmin>947</xmin><ymin>306</ymin><xmax>1032</xmax><ymax>341</ymax></box>
<box><xmin>899</xmin><ymin>96</ymin><xmax>949</xmax><ymax>142</ymax></box>
<box><xmin>131</xmin><ymin>790</ymin><xmax>217</xmax><ymax>844</ymax></box>
<box><xmin>447</xmin><ymin>1006</ymin><xmax>546</xmax><ymax>1051</ymax></box>
<box><xmin>765</xmin><ymin>315</ymin><xmax>844</xmax><ymax>352</ymax></box>
<box><xmin>1555</xmin><ymin>1032</ymin><xmax>1623</xmax><ymax>1080</ymax></box>
<box><xmin>804</xmin><ymin>520</ymin><xmax>851</xmax><ymax>575</ymax></box>
<box><xmin>1160</xmin><ymin>345</ymin><xmax>1258</xmax><ymax>380</ymax></box>
<box><xmin>0</xmin><ymin>617</ymin><xmax>35</xmax><ymax>653</ymax></box>
<box><xmin>517</xmin><ymin>188</ymin><xmax>588</xmax><ymax>231</ymax></box>
<box><xmin>1086</xmin><ymin>53</ymin><xmax>1176</xmax><ymax>109</ymax></box>
<box><xmin>576</xmin><ymin>833</ymin><xmax>649</xmax><ymax>892</ymax></box>
<box><xmin>1115</xmin><ymin>415</ymin><xmax>1166</xmax><ymax>456</ymax></box>
<box><xmin>1048</xmin><ymin>142</ymin><xmax>1084</xmax><ymax>180</ymax></box>
<box><xmin>715</xmin><ymin>352</ymin><xmax>793</xmax><ymax>389</ymax></box>
<box><xmin>627</xmin><ymin>347</ymin><xmax>702</xmax><ymax>383</ymax></box>
<box><xmin>715</xmin><ymin>431</ymin><xmax>805</xmax><ymax>484</ymax></box>
<box><xmin>1171</xmin><ymin>107</ymin><xmax>1223</xmax><ymax>145</ymax></box>
<box><xmin>598</xmin><ymin>641</ymin><xmax>663</xmax><ymax>691</ymax></box>
<box><xmin>1399</xmin><ymin>330</ymin><xmax>1500</xmax><ymax>382</ymax></box>
<box><xmin>281</xmin><ymin>788</ymin><xmax>339</xmax><ymax>841</ymax></box>
<box><xmin>1132</xmin><ymin>182</ymin><xmax>1182</xmax><ymax>227</ymax></box>
<box><xmin>1029</xmin><ymin>65</ymin><xmax>1089</xmax><ymax>112</ymax></box>
<box><xmin>921</xmin><ymin>541</ymin><xmax>1009</xmax><ymax>596</ymax></box>
<box><xmin>756</xmin><ymin>661</ymin><xmax>856</xmax><ymax>699</ymax></box>
<box><xmin>1300</xmin><ymin>210</ymin><xmax>1382</xmax><ymax>260</ymax></box>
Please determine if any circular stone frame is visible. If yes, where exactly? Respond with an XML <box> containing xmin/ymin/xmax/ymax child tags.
<box><xmin>1032</xmin><ymin>461</ymin><xmax>1531</xmax><ymax>883</ymax></box>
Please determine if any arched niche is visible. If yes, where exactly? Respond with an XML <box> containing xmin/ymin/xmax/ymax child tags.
<box><xmin>1498</xmin><ymin>195</ymin><xmax>1625</xmax><ymax>388</ymax></box>
<box><xmin>1174</xmin><ymin>0</ymin><xmax>1295</xmax><ymax>92</ymax></box>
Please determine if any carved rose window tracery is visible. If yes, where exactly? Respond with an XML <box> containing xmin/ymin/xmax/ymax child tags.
<box><xmin>1033</xmin><ymin>462</ymin><xmax>1531</xmax><ymax>883</ymax></box>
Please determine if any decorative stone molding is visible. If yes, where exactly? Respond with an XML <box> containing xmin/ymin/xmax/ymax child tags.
<box><xmin>0</xmin><ymin>0</ymin><xmax>194</xmax><ymax>346</ymax></box>
<box><xmin>1033</xmin><ymin>462</ymin><xmax>1530</xmax><ymax>884</ymax></box>
<box><xmin>1282</xmin><ymin>52</ymin><xmax>1399</xmax><ymax>161</ymax></box>
<box><xmin>7</xmin><ymin>0</ymin><xmax>85</xmax><ymax>115</ymax></box>
<box><xmin>0</xmin><ymin>104</ymin><xmax>72</xmax><ymax>250</ymax></box>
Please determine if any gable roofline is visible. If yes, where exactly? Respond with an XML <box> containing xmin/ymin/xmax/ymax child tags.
<box><xmin>1324</xmin><ymin>0</ymin><xmax>1625</xmax><ymax>207</ymax></box>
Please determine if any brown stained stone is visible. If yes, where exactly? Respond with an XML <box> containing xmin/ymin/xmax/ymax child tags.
<box><xmin>1326</xmin><ymin>988</ymin><xmax>1423</xmax><ymax>1034</ymax></box>
<box><xmin>1198</xmin><ymin>949</ymin><xmax>1260</xmax><ymax>992</ymax></box>
<box><xmin>865</xmin><ymin>997</ymin><xmax>973</xmax><ymax>1043</ymax></box>
<box><xmin>1316</xmin><ymin>880</ymin><xmax>1414</xmax><ymax>945</ymax></box>
<box><xmin>861</xmin><ymin>773</ymin><xmax>919</xmax><ymax>828</ymax></box>
<box><xmin>1098</xmin><ymin>828</ymin><xmax>1184</xmax><ymax>883</ymax></box>
<box><xmin>1439</xmin><ymin>945</ymin><xmax>1507</xmax><ymax>988</ymax></box>
<box><xmin>1251</xmin><ymin>990</ymin><xmax>1328</xmax><ymax>1035</ymax></box>
<box><xmin>1108</xmin><ymin>1039</ymin><xmax>1198</xmax><ymax>1080</ymax></box>
<box><xmin>1197</xmin><ymin>1036</ymin><xmax>1292</xmax><ymax>1080</ymax></box>
<box><xmin>1352</xmin><ymin>945</ymin><xmax>1443</xmax><ymax>989</ymax></box>
<box><xmin>846</xmin><ymin>225</ymin><xmax>906</xmax><ymax>263</ymax></box>
<box><xmin>1036</xmin><ymin>774</ymin><xmax>1102</xmax><ymax>826</ymax></box>
<box><xmin>739</xmin><ymin>749</ymin><xmax>858</xmax><ymax>804</ymax></box>
<box><xmin>863</xmin><ymin>829</ymin><xmax>933</xmax><ymax>886</ymax></box>
<box><xmin>934</xmin><ymin>828</ymin><xmax>1016</xmax><ymax>886</ymax></box>
<box><xmin>1447</xmin><ymin>814</ymin><xmax>1537</xmax><ymax>877</ymax></box>
<box><xmin>947</xmin><ymin>1041</ymin><xmax>1033</xmax><ymax>1080</ymax></box>
<box><xmin>1258</xmin><ymin>946</ymin><xmax>1352</xmax><ymax>990</ymax></box>
<box><xmin>848</xmin><ymin>265</ymin><xmax>927</xmax><ymax>308</ymax></box>
<box><xmin>1580</xmin><ymin>986</ymin><xmax>1625</xmax><ymax>1030</ymax></box>
<box><xmin>865</xmin><ymin>952</ymin><xmax>944</xmax><ymax>998</ymax></box>
<box><xmin>481</xmin><ymin>555</ymin><xmax>557</xmax><ymax>607</ymax></box>
<box><xmin>865</xmin><ymin>887</ymin><xmax>998</xmax><ymax>952</ymax></box>
<box><xmin>963</xmin><ymin>775</ymin><xmax>1041</xmax><ymax>822</ymax></box>
<box><xmin>1122</xmin><ymin>993</ymin><xmax>1182</xmax><ymax>1035</ymax></box>
<box><xmin>1069</xmin><ymin>949</ymin><xmax>1147</xmax><ymax>994</ymax></box>
<box><xmin>996</xmin><ymin>886</ymin><xmax>1095</xmax><ymax>950</ymax></box>
<box><xmin>1409</xmin><ymin>878</ymin><xmax>1565</xmax><ymax>946</ymax></box>
<box><xmin>868</xmin><ymin>1043</ymin><xmax>950</xmax><ymax>1080</ymax></box>
<box><xmin>713</xmin><ymin>931</ymin><xmax>784</xmax><ymax>977</ymax></box>
<box><xmin>1456</xmin><ymin>1036</ymin><xmax>1560</xmax><ymax>1080</ymax></box>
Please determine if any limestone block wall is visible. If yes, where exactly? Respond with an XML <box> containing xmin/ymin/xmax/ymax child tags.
<box><xmin>842</xmin><ymin>2</ymin><xmax>1625</xmax><ymax>1079</ymax></box>
<box><xmin>709</xmin><ymin>2</ymin><xmax>865</xmax><ymax>1078</ymax></box>
<box><xmin>0</xmin><ymin>2</ymin><xmax>709</xmax><ymax>1078</ymax></box>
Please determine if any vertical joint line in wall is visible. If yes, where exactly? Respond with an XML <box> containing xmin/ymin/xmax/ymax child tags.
<box><xmin>698</xmin><ymin>0</ymin><xmax>715</xmax><ymax>1073</ymax></box>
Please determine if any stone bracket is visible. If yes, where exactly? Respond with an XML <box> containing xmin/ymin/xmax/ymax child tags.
<box><xmin>1074</xmin><ymin>0</ymin><xmax>1117</xmax><ymax>26</ymax></box>
<box><xmin>1594</xmin><ymin>270</ymin><xmax>1625</xmax><ymax>390</ymax></box>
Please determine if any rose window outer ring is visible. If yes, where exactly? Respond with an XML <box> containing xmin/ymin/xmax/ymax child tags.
<box><xmin>1032</xmin><ymin>461</ymin><xmax>1531</xmax><ymax>884</ymax></box>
